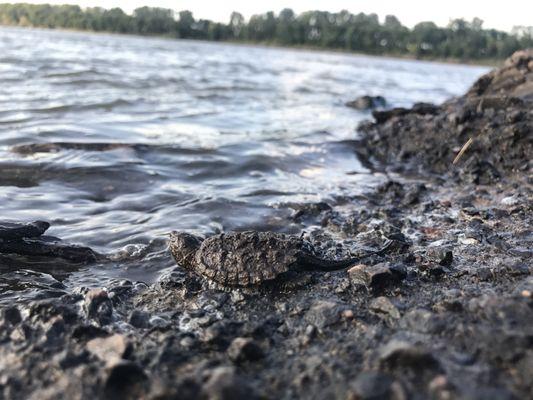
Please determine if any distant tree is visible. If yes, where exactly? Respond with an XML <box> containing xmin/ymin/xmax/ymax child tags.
<box><xmin>133</xmin><ymin>7</ymin><xmax>175</xmax><ymax>35</ymax></box>
<box><xmin>0</xmin><ymin>3</ymin><xmax>531</xmax><ymax>61</ymax></box>
<box><xmin>229</xmin><ymin>11</ymin><xmax>244</xmax><ymax>39</ymax></box>
<box><xmin>177</xmin><ymin>10</ymin><xmax>194</xmax><ymax>38</ymax></box>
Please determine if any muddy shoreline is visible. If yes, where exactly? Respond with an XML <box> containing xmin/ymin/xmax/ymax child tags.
<box><xmin>0</xmin><ymin>51</ymin><xmax>532</xmax><ymax>399</ymax></box>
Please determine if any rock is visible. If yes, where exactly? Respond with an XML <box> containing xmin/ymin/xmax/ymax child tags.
<box><xmin>348</xmin><ymin>263</ymin><xmax>406</xmax><ymax>291</ymax></box>
<box><xmin>426</xmin><ymin>246</ymin><xmax>453</xmax><ymax>266</ymax></box>
<box><xmin>305</xmin><ymin>300</ymin><xmax>343</xmax><ymax>329</ymax></box>
<box><xmin>400</xmin><ymin>309</ymin><xmax>445</xmax><ymax>334</ymax></box>
<box><xmin>128</xmin><ymin>310</ymin><xmax>150</xmax><ymax>329</ymax></box>
<box><xmin>372</xmin><ymin>102</ymin><xmax>439</xmax><ymax>123</ymax></box>
<box><xmin>379</xmin><ymin>339</ymin><xmax>442</xmax><ymax>372</ymax></box>
<box><xmin>0</xmin><ymin>234</ymin><xmax>98</xmax><ymax>263</ymax></box>
<box><xmin>369</xmin><ymin>297</ymin><xmax>401</xmax><ymax>321</ymax></box>
<box><xmin>29</xmin><ymin>299</ymin><xmax>79</xmax><ymax>324</ymax></box>
<box><xmin>227</xmin><ymin>337</ymin><xmax>264</xmax><ymax>363</ymax></box>
<box><xmin>42</xmin><ymin>316</ymin><xmax>67</xmax><ymax>347</ymax></box>
<box><xmin>87</xmin><ymin>334</ymin><xmax>131</xmax><ymax>366</ymax></box>
<box><xmin>358</xmin><ymin>49</ymin><xmax>533</xmax><ymax>183</ymax></box>
<box><xmin>71</xmin><ymin>324</ymin><xmax>109</xmax><ymax>341</ymax></box>
<box><xmin>104</xmin><ymin>361</ymin><xmax>149</xmax><ymax>400</ymax></box>
<box><xmin>202</xmin><ymin>366</ymin><xmax>258</xmax><ymax>400</ymax></box>
<box><xmin>476</xmin><ymin>267</ymin><xmax>494</xmax><ymax>281</ymax></box>
<box><xmin>291</xmin><ymin>201</ymin><xmax>332</xmax><ymax>220</ymax></box>
<box><xmin>0</xmin><ymin>220</ymin><xmax>50</xmax><ymax>241</ymax></box>
<box><xmin>347</xmin><ymin>371</ymin><xmax>398</xmax><ymax>400</ymax></box>
<box><xmin>346</xmin><ymin>95</ymin><xmax>387</xmax><ymax>110</ymax></box>
<box><xmin>2</xmin><ymin>306</ymin><xmax>22</xmax><ymax>326</ymax></box>
<box><xmin>84</xmin><ymin>289</ymin><xmax>113</xmax><ymax>325</ymax></box>
<box><xmin>501</xmin><ymin>195</ymin><xmax>520</xmax><ymax>206</ymax></box>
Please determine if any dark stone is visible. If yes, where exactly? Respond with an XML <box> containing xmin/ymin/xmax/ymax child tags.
<box><xmin>346</xmin><ymin>95</ymin><xmax>387</xmax><ymax>110</ymax></box>
<box><xmin>400</xmin><ymin>309</ymin><xmax>445</xmax><ymax>334</ymax></box>
<box><xmin>0</xmin><ymin>220</ymin><xmax>50</xmax><ymax>241</ymax></box>
<box><xmin>128</xmin><ymin>310</ymin><xmax>150</xmax><ymax>329</ymax></box>
<box><xmin>72</xmin><ymin>324</ymin><xmax>109</xmax><ymax>341</ymax></box>
<box><xmin>476</xmin><ymin>267</ymin><xmax>493</xmax><ymax>281</ymax></box>
<box><xmin>426</xmin><ymin>246</ymin><xmax>453</xmax><ymax>266</ymax></box>
<box><xmin>0</xmin><ymin>236</ymin><xmax>98</xmax><ymax>263</ymax></box>
<box><xmin>43</xmin><ymin>316</ymin><xmax>67</xmax><ymax>347</ymax></box>
<box><xmin>227</xmin><ymin>337</ymin><xmax>264</xmax><ymax>363</ymax></box>
<box><xmin>2</xmin><ymin>306</ymin><xmax>22</xmax><ymax>326</ymax></box>
<box><xmin>379</xmin><ymin>340</ymin><xmax>443</xmax><ymax>372</ymax></box>
<box><xmin>84</xmin><ymin>289</ymin><xmax>113</xmax><ymax>325</ymax></box>
<box><xmin>372</xmin><ymin>102</ymin><xmax>439</xmax><ymax>123</ymax></box>
<box><xmin>151</xmin><ymin>378</ymin><xmax>202</xmax><ymax>400</ymax></box>
<box><xmin>349</xmin><ymin>263</ymin><xmax>406</xmax><ymax>291</ymax></box>
<box><xmin>369</xmin><ymin>297</ymin><xmax>401</xmax><ymax>321</ymax></box>
<box><xmin>347</xmin><ymin>371</ymin><xmax>395</xmax><ymax>400</ymax></box>
<box><xmin>202</xmin><ymin>320</ymin><xmax>243</xmax><ymax>346</ymax></box>
<box><xmin>104</xmin><ymin>361</ymin><xmax>149</xmax><ymax>400</ymax></box>
<box><xmin>58</xmin><ymin>350</ymin><xmax>90</xmax><ymax>369</ymax></box>
<box><xmin>202</xmin><ymin>366</ymin><xmax>258</xmax><ymax>400</ymax></box>
<box><xmin>29</xmin><ymin>299</ymin><xmax>79</xmax><ymax>324</ymax></box>
<box><xmin>305</xmin><ymin>300</ymin><xmax>343</xmax><ymax>329</ymax></box>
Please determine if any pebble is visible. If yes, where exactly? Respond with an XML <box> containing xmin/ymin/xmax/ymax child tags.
<box><xmin>400</xmin><ymin>309</ymin><xmax>444</xmax><ymax>334</ymax></box>
<box><xmin>369</xmin><ymin>297</ymin><xmax>401</xmax><ymax>320</ymax></box>
<box><xmin>347</xmin><ymin>371</ymin><xmax>395</xmax><ymax>400</ymax></box>
<box><xmin>86</xmin><ymin>334</ymin><xmax>130</xmax><ymax>366</ymax></box>
<box><xmin>348</xmin><ymin>263</ymin><xmax>406</xmax><ymax>290</ymax></box>
<box><xmin>202</xmin><ymin>366</ymin><xmax>257</xmax><ymax>400</ymax></box>
<box><xmin>341</xmin><ymin>309</ymin><xmax>354</xmax><ymax>319</ymax></box>
<box><xmin>227</xmin><ymin>337</ymin><xmax>264</xmax><ymax>363</ymax></box>
<box><xmin>104</xmin><ymin>361</ymin><xmax>149</xmax><ymax>400</ymax></box>
<box><xmin>2</xmin><ymin>306</ymin><xmax>22</xmax><ymax>326</ymax></box>
<box><xmin>501</xmin><ymin>195</ymin><xmax>519</xmax><ymax>206</ymax></box>
<box><xmin>305</xmin><ymin>300</ymin><xmax>343</xmax><ymax>329</ymax></box>
<box><xmin>128</xmin><ymin>310</ymin><xmax>150</xmax><ymax>329</ymax></box>
<box><xmin>379</xmin><ymin>339</ymin><xmax>442</xmax><ymax>371</ymax></box>
<box><xmin>84</xmin><ymin>289</ymin><xmax>113</xmax><ymax>325</ymax></box>
<box><xmin>426</xmin><ymin>246</ymin><xmax>454</xmax><ymax>266</ymax></box>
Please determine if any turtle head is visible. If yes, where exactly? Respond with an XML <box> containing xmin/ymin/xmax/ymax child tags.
<box><xmin>168</xmin><ymin>231</ymin><xmax>203</xmax><ymax>268</ymax></box>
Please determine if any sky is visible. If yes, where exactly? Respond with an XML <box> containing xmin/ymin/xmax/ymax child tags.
<box><xmin>23</xmin><ymin>0</ymin><xmax>532</xmax><ymax>32</ymax></box>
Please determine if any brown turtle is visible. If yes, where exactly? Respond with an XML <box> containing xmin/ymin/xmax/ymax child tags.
<box><xmin>169</xmin><ymin>231</ymin><xmax>391</xmax><ymax>287</ymax></box>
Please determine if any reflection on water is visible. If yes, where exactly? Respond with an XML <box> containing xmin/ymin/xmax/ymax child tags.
<box><xmin>0</xmin><ymin>27</ymin><xmax>489</xmax><ymax>295</ymax></box>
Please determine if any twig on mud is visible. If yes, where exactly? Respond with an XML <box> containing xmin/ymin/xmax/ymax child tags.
<box><xmin>453</xmin><ymin>137</ymin><xmax>474</xmax><ymax>165</ymax></box>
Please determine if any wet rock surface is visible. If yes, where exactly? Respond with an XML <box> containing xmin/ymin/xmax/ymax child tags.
<box><xmin>346</xmin><ymin>95</ymin><xmax>387</xmax><ymax>110</ymax></box>
<box><xmin>0</xmin><ymin>51</ymin><xmax>531</xmax><ymax>399</ymax></box>
<box><xmin>0</xmin><ymin>220</ymin><xmax>98</xmax><ymax>264</ymax></box>
<box><xmin>358</xmin><ymin>49</ymin><xmax>533</xmax><ymax>184</ymax></box>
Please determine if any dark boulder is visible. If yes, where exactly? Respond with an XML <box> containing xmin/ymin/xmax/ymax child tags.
<box><xmin>346</xmin><ymin>95</ymin><xmax>387</xmax><ymax>110</ymax></box>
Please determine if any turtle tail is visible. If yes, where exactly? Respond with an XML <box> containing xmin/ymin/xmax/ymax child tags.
<box><xmin>302</xmin><ymin>240</ymin><xmax>396</xmax><ymax>271</ymax></box>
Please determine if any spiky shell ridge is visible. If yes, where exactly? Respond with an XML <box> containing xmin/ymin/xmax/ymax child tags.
<box><xmin>194</xmin><ymin>231</ymin><xmax>304</xmax><ymax>286</ymax></box>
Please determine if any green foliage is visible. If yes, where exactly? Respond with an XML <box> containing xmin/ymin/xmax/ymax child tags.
<box><xmin>0</xmin><ymin>3</ymin><xmax>531</xmax><ymax>61</ymax></box>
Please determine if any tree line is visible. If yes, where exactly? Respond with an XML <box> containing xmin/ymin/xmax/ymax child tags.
<box><xmin>1</xmin><ymin>3</ymin><xmax>532</xmax><ymax>61</ymax></box>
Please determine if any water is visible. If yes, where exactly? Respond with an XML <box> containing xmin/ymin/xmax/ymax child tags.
<box><xmin>0</xmin><ymin>27</ymin><xmax>489</xmax><ymax>296</ymax></box>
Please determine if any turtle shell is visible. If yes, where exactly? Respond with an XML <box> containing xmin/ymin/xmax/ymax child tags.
<box><xmin>194</xmin><ymin>231</ymin><xmax>304</xmax><ymax>286</ymax></box>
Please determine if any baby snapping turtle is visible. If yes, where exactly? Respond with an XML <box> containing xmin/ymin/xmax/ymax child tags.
<box><xmin>169</xmin><ymin>231</ymin><xmax>387</xmax><ymax>287</ymax></box>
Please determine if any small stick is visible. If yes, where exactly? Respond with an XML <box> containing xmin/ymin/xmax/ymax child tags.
<box><xmin>453</xmin><ymin>137</ymin><xmax>474</xmax><ymax>165</ymax></box>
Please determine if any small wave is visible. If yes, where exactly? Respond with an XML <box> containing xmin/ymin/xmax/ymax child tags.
<box><xmin>43</xmin><ymin>69</ymin><xmax>99</xmax><ymax>78</ymax></box>
<box><xmin>26</xmin><ymin>99</ymin><xmax>133</xmax><ymax>114</ymax></box>
<box><xmin>11</xmin><ymin>142</ymin><xmax>151</xmax><ymax>155</ymax></box>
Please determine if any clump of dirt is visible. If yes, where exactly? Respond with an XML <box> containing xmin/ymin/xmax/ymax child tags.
<box><xmin>357</xmin><ymin>49</ymin><xmax>533</xmax><ymax>184</ymax></box>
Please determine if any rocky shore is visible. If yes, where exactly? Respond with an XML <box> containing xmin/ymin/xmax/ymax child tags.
<box><xmin>0</xmin><ymin>51</ymin><xmax>532</xmax><ymax>400</ymax></box>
